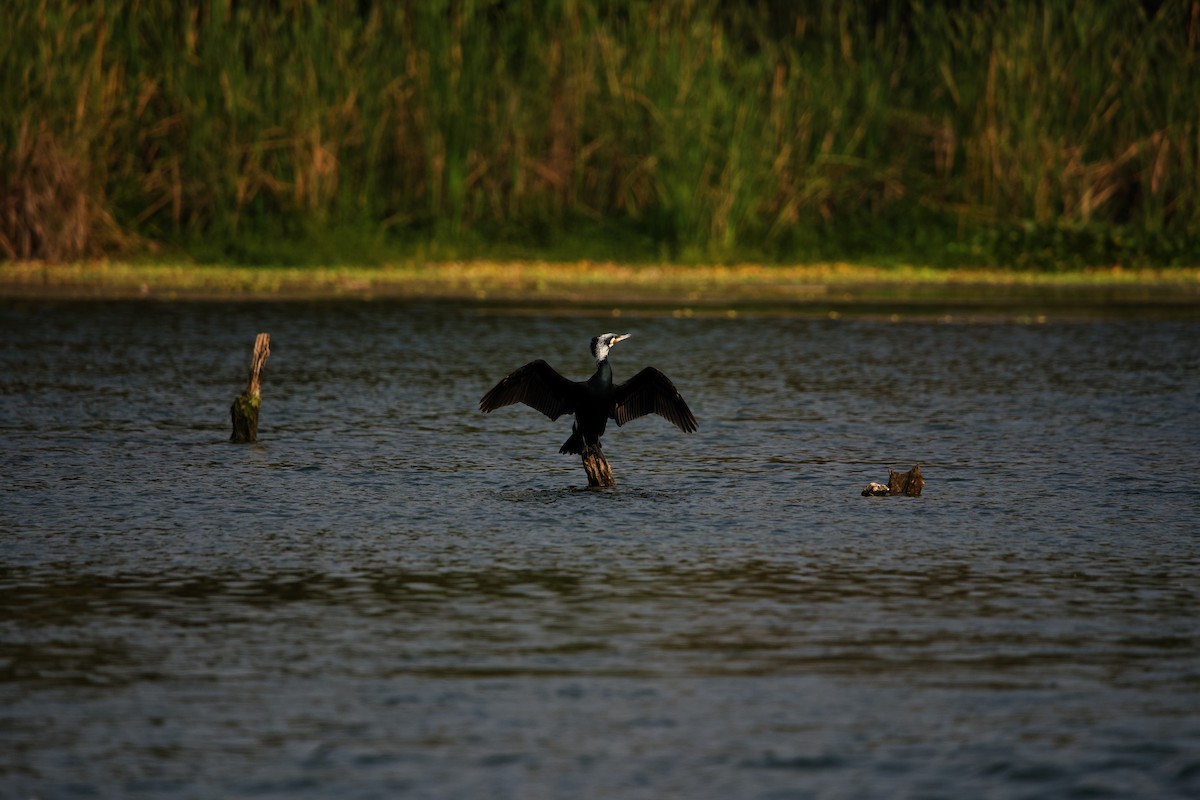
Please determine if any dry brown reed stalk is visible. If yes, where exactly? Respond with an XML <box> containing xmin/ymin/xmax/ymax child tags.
<box><xmin>0</xmin><ymin>119</ymin><xmax>128</xmax><ymax>261</ymax></box>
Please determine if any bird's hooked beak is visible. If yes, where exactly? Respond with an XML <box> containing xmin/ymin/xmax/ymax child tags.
<box><xmin>611</xmin><ymin>333</ymin><xmax>632</xmax><ymax>346</ymax></box>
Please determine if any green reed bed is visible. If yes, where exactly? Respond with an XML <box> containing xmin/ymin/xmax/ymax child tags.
<box><xmin>2</xmin><ymin>1</ymin><xmax>1198</xmax><ymax>267</ymax></box>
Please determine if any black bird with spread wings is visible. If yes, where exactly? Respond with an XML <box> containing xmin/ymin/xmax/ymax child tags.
<box><xmin>479</xmin><ymin>332</ymin><xmax>697</xmax><ymax>455</ymax></box>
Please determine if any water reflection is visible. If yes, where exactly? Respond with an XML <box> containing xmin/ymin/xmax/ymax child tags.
<box><xmin>5</xmin><ymin>548</ymin><xmax>1195</xmax><ymax>691</ymax></box>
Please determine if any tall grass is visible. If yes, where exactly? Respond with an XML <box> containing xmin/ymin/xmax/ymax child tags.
<box><xmin>2</xmin><ymin>0</ymin><xmax>1198</xmax><ymax>266</ymax></box>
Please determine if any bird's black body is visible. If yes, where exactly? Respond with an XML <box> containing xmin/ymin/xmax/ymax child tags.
<box><xmin>479</xmin><ymin>333</ymin><xmax>696</xmax><ymax>455</ymax></box>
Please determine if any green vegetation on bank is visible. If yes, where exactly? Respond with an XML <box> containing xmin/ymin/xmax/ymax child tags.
<box><xmin>3</xmin><ymin>261</ymin><xmax>1197</xmax><ymax>315</ymax></box>
<box><xmin>2</xmin><ymin>1</ymin><xmax>1199</xmax><ymax>268</ymax></box>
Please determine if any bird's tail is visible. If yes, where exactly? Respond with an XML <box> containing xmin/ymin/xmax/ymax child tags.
<box><xmin>559</xmin><ymin>422</ymin><xmax>602</xmax><ymax>455</ymax></box>
<box><xmin>559</xmin><ymin>428</ymin><xmax>584</xmax><ymax>455</ymax></box>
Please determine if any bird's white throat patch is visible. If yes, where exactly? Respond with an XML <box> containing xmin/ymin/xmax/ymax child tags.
<box><xmin>590</xmin><ymin>332</ymin><xmax>631</xmax><ymax>364</ymax></box>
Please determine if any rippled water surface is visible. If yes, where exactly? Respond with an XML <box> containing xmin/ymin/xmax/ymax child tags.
<box><xmin>2</xmin><ymin>300</ymin><xmax>1199</xmax><ymax>799</ymax></box>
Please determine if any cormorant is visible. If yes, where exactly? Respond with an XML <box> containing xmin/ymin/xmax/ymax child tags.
<box><xmin>479</xmin><ymin>332</ymin><xmax>697</xmax><ymax>455</ymax></box>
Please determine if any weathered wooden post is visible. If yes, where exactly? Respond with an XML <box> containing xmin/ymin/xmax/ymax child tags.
<box><xmin>581</xmin><ymin>442</ymin><xmax>615</xmax><ymax>488</ymax></box>
<box><xmin>230</xmin><ymin>332</ymin><xmax>270</xmax><ymax>443</ymax></box>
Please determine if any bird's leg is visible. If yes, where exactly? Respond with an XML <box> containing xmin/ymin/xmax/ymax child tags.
<box><xmin>581</xmin><ymin>440</ymin><xmax>615</xmax><ymax>488</ymax></box>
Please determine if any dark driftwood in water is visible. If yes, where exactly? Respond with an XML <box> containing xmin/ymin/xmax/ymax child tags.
<box><xmin>889</xmin><ymin>464</ymin><xmax>924</xmax><ymax>496</ymax></box>
<box><xmin>862</xmin><ymin>464</ymin><xmax>924</xmax><ymax>497</ymax></box>
<box><xmin>581</xmin><ymin>441</ymin><xmax>615</xmax><ymax>488</ymax></box>
<box><xmin>230</xmin><ymin>332</ymin><xmax>270</xmax><ymax>443</ymax></box>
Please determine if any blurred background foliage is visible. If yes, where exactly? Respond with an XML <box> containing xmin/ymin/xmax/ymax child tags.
<box><xmin>2</xmin><ymin>0</ymin><xmax>1198</xmax><ymax>268</ymax></box>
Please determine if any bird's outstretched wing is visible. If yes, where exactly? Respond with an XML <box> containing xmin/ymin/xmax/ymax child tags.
<box><xmin>479</xmin><ymin>360</ymin><xmax>580</xmax><ymax>421</ymax></box>
<box><xmin>612</xmin><ymin>367</ymin><xmax>697</xmax><ymax>433</ymax></box>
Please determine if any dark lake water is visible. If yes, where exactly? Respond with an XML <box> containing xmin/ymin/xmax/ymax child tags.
<box><xmin>2</xmin><ymin>299</ymin><xmax>1199</xmax><ymax>799</ymax></box>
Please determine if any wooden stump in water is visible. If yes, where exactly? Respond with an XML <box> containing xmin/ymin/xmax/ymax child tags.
<box><xmin>581</xmin><ymin>441</ymin><xmax>616</xmax><ymax>488</ymax></box>
<box><xmin>887</xmin><ymin>463</ymin><xmax>924</xmax><ymax>497</ymax></box>
<box><xmin>230</xmin><ymin>332</ymin><xmax>270</xmax><ymax>443</ymax></box>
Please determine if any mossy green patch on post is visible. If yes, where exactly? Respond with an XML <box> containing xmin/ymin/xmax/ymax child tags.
<box><xmin>230</xmin><ymin>393</ymin><xmax>260</xmax><ymax>444</ymax></box>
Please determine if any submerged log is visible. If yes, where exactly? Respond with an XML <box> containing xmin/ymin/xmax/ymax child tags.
<box><xmin>230</xmin><ymin>332</ymin><xmax>270</xmax><ymax>443</ymax></box>
<box><xmin>888</xmin><ymin>463</ymin><xmax>924</xmax><ymax>496</ymax></box>
<box><xmin>861</xmin><ymin>464</ymin><xmax>924</xmax><ymax>497</ymax></box>
<box><xmin>581</xmin><ymin>441</ymin><xmax>616</xmax><ymax>488</ymax></box>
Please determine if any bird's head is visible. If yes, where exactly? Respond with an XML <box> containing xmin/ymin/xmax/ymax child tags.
<box><xmin>590</xmin><ymin>332</ymin><xmax>631</xmax><ymax>363</ymax></box>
